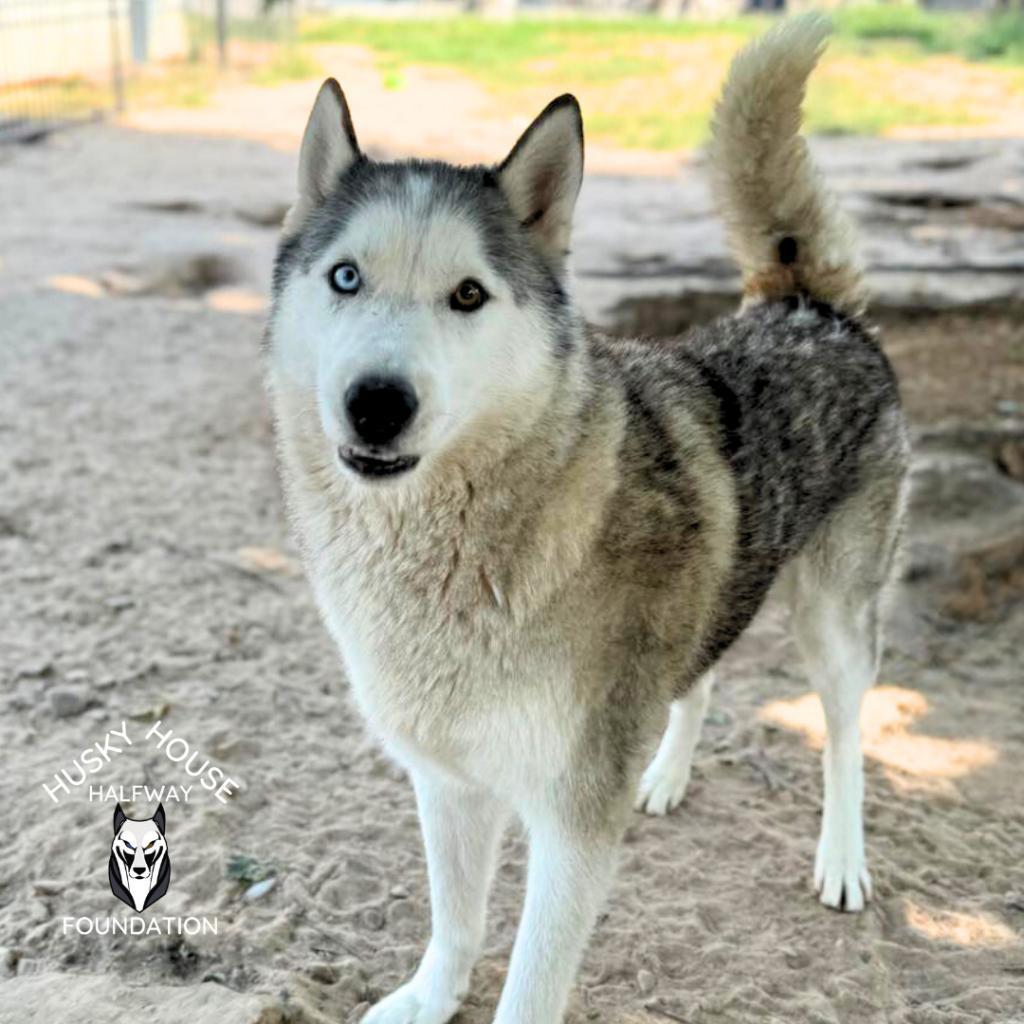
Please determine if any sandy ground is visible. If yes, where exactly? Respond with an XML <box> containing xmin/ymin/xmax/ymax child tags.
<box><xmin>1</xmin><ymin>121</ymin><xmax>1023</xmax><ymax>1024</ymax></box>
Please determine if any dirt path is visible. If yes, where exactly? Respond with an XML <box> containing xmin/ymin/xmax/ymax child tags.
<box><xmin>0</xmin><ymin>124</ymin><xmax>1021</xmax><ymax>1024</ymax></box>
<box><xmin>122</xmin><ymin>44</ymin><xmax>682</xmax><ymax>176</ymax></box>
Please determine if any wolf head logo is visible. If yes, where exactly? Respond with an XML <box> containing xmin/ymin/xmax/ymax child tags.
<box><xmin>108</xmin><ymin>803</ymin><xmax>171</xmax><ymax>912</ymax></box>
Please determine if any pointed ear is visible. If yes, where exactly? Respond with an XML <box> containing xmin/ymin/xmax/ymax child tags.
<box><xmin>153</xmin><ymin>803</ymin><xmax>166</xmax><ymax>834</ymax></box>
<box><xmin>498</xmin><ymin>94</ymin><xmax>584</xmax><ymax>268</ymax></box>
<box><xmin>113</xmin><ymin>804</ymin><xmax>126</xmax><ymax>833</ymax></box>
<box><xmin>287</xmin><ymin>78</ymin><xmax>361</xmax><ymax>231</ymax></box>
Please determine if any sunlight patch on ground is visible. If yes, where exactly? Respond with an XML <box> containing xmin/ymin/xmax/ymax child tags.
<box><xmin>46</xmin><ymin>275</ymin><xmax>105</xmax><ymax>299</ymax></box>
<box><xmin>759</xmin><ymin>685</ymin><xmax>998</xmax><ymax>794</ymax></box>
<box><xmin>205</xmin><ymin>288</ymin><xmax>267</xmax><ymax>314</ymax></box>
<box><xmin>904</xmin><ymin>900</ymin><xmax>1020</xmax><ymax>948</ymax></box>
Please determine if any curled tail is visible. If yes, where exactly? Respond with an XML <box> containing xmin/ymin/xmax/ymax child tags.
<box><xmin>708</xmin><ymin>15</ymin><xmax>867</xmax><ymax>317</ymax></box>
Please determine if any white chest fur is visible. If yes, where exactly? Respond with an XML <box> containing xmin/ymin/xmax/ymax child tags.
<box><xmin>312</xmin><ymin>558</ymin><xmax>585</xmax><ymax>796</ymax></box>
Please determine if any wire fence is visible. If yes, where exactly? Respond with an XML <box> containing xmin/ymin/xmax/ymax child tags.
<box><xmin>0</xmin><ymin>0</ymin><xmax>125</xmax><ymax>141</ymax></box>
<box><xmin>0</xmin><ymin>0</ymin><xmax>292</xmax><ymax>143</ymax></box>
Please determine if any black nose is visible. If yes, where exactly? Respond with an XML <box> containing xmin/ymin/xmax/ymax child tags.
<box><xmin>131</xmin><ymin>868</ymin><xmax>145</xmax><ymax>876</ymax></box>
<box><xmin>345</xmin><ymin>376</ymin><xmax>418</xmax><ymax>447</ymax></box>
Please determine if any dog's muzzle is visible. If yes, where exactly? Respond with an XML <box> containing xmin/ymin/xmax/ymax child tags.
<box><xmin>339</xmin><ymin>374</ymin><xmax>421</xmax><ymax>479</ymax></box>
<box><xmin>344</xmin><ymin>375</ymin><xmax>418</xmax><ymax>448</ymax></box>
<box><xmin>338</xmin><ymin>446</ymin><xmax>420</xmax><ymax>478</ymax></box>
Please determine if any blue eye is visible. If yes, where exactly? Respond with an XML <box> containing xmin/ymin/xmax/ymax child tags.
<box><xmin>124</xmin><ymin>842</ymin><xmax>135</xmax><ymax>851</ymax></box>
<box><xmin>330</xmin><ymin>262</ymin><xmax>361</xmax><ymax>295</ymax></box>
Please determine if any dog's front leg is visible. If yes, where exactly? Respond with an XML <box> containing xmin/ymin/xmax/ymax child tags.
<box><xmin>364</xmin><ymin>769</ymin><xmax>508</xmax><ymax>1024</ymax></box>
<box><xmin>492</xmin><ymin>812</ymin><xmax>622</xmax><ymax>1024</ymax></box>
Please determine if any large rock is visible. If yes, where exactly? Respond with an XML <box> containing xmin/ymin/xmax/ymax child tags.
<box><xmin>904</xmin><ymin>420</ymin><xmax>1024</xmax><ymax>619</ymax></box>
<box><xmin>0</xmin><ymin>973</ymin><xmax>271</xmax><ymax>1024</ymax></box>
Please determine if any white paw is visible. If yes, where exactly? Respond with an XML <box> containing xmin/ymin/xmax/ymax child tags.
<box><xmin>635</xmin><ymin>759</ymin><xmax>692</xmax><ymax>816</ymax></box>
<box><xmin>814</xmin><ymin>832</ymin><xmax>872</xmax><ymax>912</ymax></box>
<box><xmin>361</xmin><ymin>981</ymin><xmax>461</xmax><ymax>1024</ymax></box>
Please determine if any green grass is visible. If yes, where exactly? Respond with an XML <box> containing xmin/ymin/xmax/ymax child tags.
<box><xmin>831</xmin><ymin>5</ymin><xmax>967</xmax><ymax>51</ymax></box>
<box><xmin>299</xmin><ymin>10</ymin><xmax>1024</xmax><ymax>68</ymax></box>
<box><xmin>832</xmin><ymin>5</ymin><xmax>1024</xmax><ymax>63</ymax></box>
<box><xmin>249</xmin><ymin>46</ymin><xmax>322</xmax><ymax>86</ymax></box>
<box><xmin>966</xmin><ymin>11</ymin><xmax>1024</xmax><ymax>61</ymax></box>
<box><xmin>294</xmin><ymin>11</ymin><xmax>1022</xmax><ymax>149</ymax></box>
<box><xmin>300</xmin><ymin>15</ymin><xmax>755</xmax><ymax>84</ymax></box>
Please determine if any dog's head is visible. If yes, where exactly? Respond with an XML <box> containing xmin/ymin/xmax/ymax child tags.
<box><xmin>267</xmin><ymin>80</ymin><xmax>585</xmax><ymax>486</ymax></box>
<box><xmin>111</xmin><ymin>803</ymin><xmax>167</xmax><ymax>883</ymax></box>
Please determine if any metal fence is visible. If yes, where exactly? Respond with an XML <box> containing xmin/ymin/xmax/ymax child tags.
<box><xmin>0</xmin><ymin>0</ymin><xmax>126</xmax><ymax>141</ymax></box>
<box><xmin>0</xmin><ymin>0</ymin><xmax>229</xmax><ymax>142</ymax></box>
<box><xmin>0</xmin><ymin>0</ymin><xmax>298</xmax><ymax>142</ymax></box>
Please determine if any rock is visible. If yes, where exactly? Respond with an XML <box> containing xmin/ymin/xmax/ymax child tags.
<box><xmin>101</xmin><ymin>254</ymin><xmax>238</xmax><ymax>300</ymax></box>
<box><xmin>637</xmin><ymin>968</ymin><xmax>657</xmax><ymax>995</ymax></box>
<box><xmin>360</xmin><ymin>907</ymin><xmax>385</xmax><ymax>931</ymax></box>
<box><xmin>783</xmin><ymin>948</ymin><xmax>811</xmax><ymax>970</ymax></box>
<box><xmin>997</xmin><ymin>440</ymin><xmax>1024</xmax><ymax>483</ymax></box>
<box><xmin>48</xmin><ymin>688</ymin><xmax>89</xmax><ymax>718</ymax></box>
<box><xmin>385</xmin><ymin>899</ymin><xmax>417</xmax><ymax>927</ymax></box>
<box><xmin>388</xmin><ymin>884</ymin><xmax>409</xmax><ymax>899</ymax></box>
<box><xmin>909</xmin><ymin>451</ymin><xmax>1024</xmax><ymax>533</ymax></box>
<box><xmin>243</xmin><ymin>878</ymin><xmax>277</xmax><ymax>902</ymax></box>
<box><xmin>914</xmin><ymin>419</ymin><xmax>1024</xmax><ymax>460</ymax></box>
<box><xmin>129</xmin><ymin>702</ymin><xmax>171</xmax><ymax>723</ymax></box>
<box><xmin>0</xmin><ymin>974</ymin><xmax>270</xmax><ymax>1022</ymax></box>
<box><xmin>31</xmin><ymin>881</ymin><xmax>65</xmax><ymax>897</ymax></box>
<box><xmin>307</xmin><ymin>963</ymin><xmax>338</xmax><ymax>985</ymax></box>
<box><xmin>234</xmin><ymin>546</ymin><xmax>301</xmax><ymax>577</ymax></box>
<box><xmin>15</xmin><ymin>660</ymin><xmax>52</xmax><ymax>680</ymax></box>
<box><xmin>0</xmin><ymin>947</ymin><xmax>20</xmax><ymax>980</ymax></box>
<box><xmin>1004</xmin><ymin>891</ymin><xmax>1024</xmax><ymax>912</ymax></box>
<box><xmin>904</xmin><ymin>437</ymin><xmax>1024</xmax><ymax>620</ymax></box>
<box><xmin>234</xmin><ymin>202</ymin><xmax>290</xmax><ymax>229</ymax></box>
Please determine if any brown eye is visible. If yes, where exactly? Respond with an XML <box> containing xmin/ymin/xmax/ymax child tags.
<box><xmin>450</xmin><ymin>279</ymin><xmax>488</xmax><ymax>313</ymax></box>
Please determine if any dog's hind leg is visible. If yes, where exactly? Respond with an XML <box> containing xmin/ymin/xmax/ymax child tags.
<box><xmin>363</xmin><ymin>770</ymin><xmax>508</xmax><ymax>1024</ymax></box>
<box><xmin>635</xmin><ymin>671</ymin><xmax>714</xmax><ymax>816</ymax></box>
<box><xmin>788</xmin><ymin>473</ymin><xmax>904</xmax><ymax>912</ymax></box>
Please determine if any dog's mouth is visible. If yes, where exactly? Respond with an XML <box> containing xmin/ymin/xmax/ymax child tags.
<box><xmin>338</xmin><ymin>446</ymin><xmax>420</xmax><ymax>479</ymax></box>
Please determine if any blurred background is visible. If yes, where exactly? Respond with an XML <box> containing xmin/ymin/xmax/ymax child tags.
<box><xmin>3</xmin><ymin>0</ymin><xmax>1024</xmax><ymax>146</ymax></box>
<box><xmin>1</xmin><ymin>2</ymin><xmax>1022</xmax><ymax>1022</ymax></box>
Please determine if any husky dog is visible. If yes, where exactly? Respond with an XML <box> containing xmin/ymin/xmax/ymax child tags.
<box><xmin>108</xmin><ymin>803</ymin><xmax>171</xmax><ymax>913</ymax></box>
<box><xmin>267</xmin><ymin>16</ymin><xmax>907</xmax><ymax>1024</ymax></box>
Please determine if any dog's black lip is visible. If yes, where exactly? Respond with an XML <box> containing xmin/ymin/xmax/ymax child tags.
<box><xmin>338</xmin><ymin>446</ymin><xmax>420</xmax><ymax>479</ymax></box>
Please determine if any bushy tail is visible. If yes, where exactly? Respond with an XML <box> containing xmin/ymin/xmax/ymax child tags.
<box><xmin>708</xmin><ymin>15</ymin><xmax>866</xmax><ymax>317</ymax></box>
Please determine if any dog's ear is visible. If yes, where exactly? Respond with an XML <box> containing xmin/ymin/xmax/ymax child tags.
<box><xmin>153</xmin><ymin>803</ymin><xmax>166</xmax><ymax>835</ymax></box>
<box><xmin>287</xmin><ymin>79</ymin><xmax>361</xmax><ymax>232</ymax></box>
<box><xmin>498</xmin><ymin>94</ymin><xmax>584</xmax><ymax>270</ymax></box>
<box><xmin>113</xmin><ymin>804</ymin><xmax>126</xmax><ymax>834</ymax></box>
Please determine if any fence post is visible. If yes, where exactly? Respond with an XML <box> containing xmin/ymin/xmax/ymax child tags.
<box><xmin>216</xmin><ymin>0</ymin><xmax>228</xmax><ymax>69</ymax></box>
<box><xmin>108</xmin><ymin>0</ymin><xmax>126</xmax><ymax>112</ymax></box>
